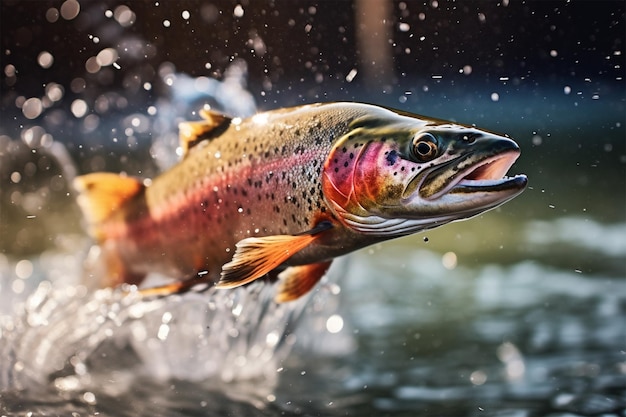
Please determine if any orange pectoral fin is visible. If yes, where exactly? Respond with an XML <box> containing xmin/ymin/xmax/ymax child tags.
<box><xmin>217</xmin><ymin>222</ymin><xmax>333</xmax><ymax>290</ymax></box>
<box><xmin>275</xmin><ymin>261</ymin><xmax>332</xmax><ymax>303</ymax></box>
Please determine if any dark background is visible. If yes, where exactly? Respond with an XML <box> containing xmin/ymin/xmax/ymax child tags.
<box><xmin>2</xmin><ymin>1</ymin><xmax>624</xmax><ymax>114</ymax></box>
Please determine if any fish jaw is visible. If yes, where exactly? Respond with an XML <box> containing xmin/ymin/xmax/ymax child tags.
<box><xmin>408</xmin><ymin>130</ymin><xmax>527</xmax><ymax>216</ymax></box>
<box><xmin>323</xmin><ymin>121</ymin><xmax>527</xmax><ymax>236</ymax></box>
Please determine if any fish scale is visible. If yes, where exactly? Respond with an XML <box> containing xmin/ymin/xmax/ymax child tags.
<box><xmin>74</xmin><ymin>102</ymin><xmax>527</xmax><ymax>301</ymax></box>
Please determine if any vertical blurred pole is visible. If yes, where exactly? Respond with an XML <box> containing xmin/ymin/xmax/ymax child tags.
<box><xmin>355</xmin><ymin>0</ymin><xmax>394</xmax><ymax>91</ymax></box>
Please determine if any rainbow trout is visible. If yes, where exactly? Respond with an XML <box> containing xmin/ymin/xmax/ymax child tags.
<box><xmin>74</xmin><ymin>102</ymin><xmax>527</xmax><ymax>302</ymax></box>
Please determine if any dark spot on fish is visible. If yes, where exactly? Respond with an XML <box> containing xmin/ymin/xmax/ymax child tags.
<box><xmin>342</xmin><ymin>147</ymin><xmax>347</xmax><ymax>153</ymax></box>
<box><xmin>334</xmin><ymin>167</ymin><xmax>339</xmax><ymax>173</ymax></box>
<box><xmin>386</xmin><ymin>150</ymin><xmax>398</xmax><ymax>166</ymax></box>
<box><xmin>349</xmin><ymin>153</ymin><xmax>354</xmax><ymax>159</ymax></box>
<box><xmin>344</xmin><ymin>161</ymin><xmax>349</xmax><ymax>168</ymax></box>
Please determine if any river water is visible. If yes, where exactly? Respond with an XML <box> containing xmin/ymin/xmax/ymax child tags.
<box><xmin>1</xmin><ymin>1</ymin><xmax>625</xmax><ymax>416</ymax></box>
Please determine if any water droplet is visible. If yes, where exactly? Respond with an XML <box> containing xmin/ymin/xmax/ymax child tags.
<box><xmin>37</xmin><ymin>51</ymin><xmax>54</xmax><ymax>68</ymax></box>
<box><xmin>46</xmin><ymin>7</ymin><xmax>59</xmax><ymax>23</ymax></box>
<box><xmin>114</xmin><ymin>5</ymin><xmax>135</xmax><ymax>27</ymax></box>
<box><xmin>442</xmin><ymin>252</ymin><xmax>457</xmax><ymax>270</ymax></box>
<box><xmin>15</xmin><ymin>259</ymin><xmax>33</xmax><ymax>279</ymax></box>
<box><xmin>96</xmin><ymin>48</ymin><xmax>118</xmax><ymax>67</ymax></box>
<box><xmin>10</xmin><ymin>172</ymin><xmax>21</xmax><ymax>183</ymax></box>
<box><xmin>470</xmin><ymin>370</ymin><xmax>487</xmax><ymax>385</ymax></box>
<box><xmin>22</xmin><ymin>97</ymin><xmax>43</xmax><ymax>119</ymax></box>
<box><xmin>326</xmin><ymin>314</ymin><xmax>344</xmax><ymax>334</ymax></box>
<box><xmin>345</xmin><ymin>68</ymin><xmax>358</xmax><ymax>83</ymax></box>
<box><xmin>60</xmin><ymin>0</ymin><xmax>80</xmax><ymax>21</ymax></box>
<box><xmin>71</xmin><ymin>99</ymin><xmax>88</xmax><ymax>118</ymax></box>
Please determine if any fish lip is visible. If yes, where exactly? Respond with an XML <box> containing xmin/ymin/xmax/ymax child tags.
<box><xmin>416</xmin><ymin>148</ymin><xmax>526</xmax><ymax>201</ymax></box>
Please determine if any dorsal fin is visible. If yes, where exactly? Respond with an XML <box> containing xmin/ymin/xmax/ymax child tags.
<box><xmin>178</xmin><ymin>109</ymin><xmax>232</xmax><ymax>155</ymax></box>
<box><xmin>73</xmin><ymin>173</ymin><xmax>145</xmax><ymax>240</ymax></box>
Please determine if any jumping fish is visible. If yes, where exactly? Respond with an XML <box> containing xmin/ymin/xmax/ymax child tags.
<box><xmin>74</xmin><ymin>102</ymin><xmax>527</xmax><ymax>302</ymax></box>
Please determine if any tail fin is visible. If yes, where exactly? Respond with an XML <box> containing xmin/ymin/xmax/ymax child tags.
<box><xmin>73</xmin><ymin>173</ymin><xmax>144</xmax><ymax>241</ymax></box>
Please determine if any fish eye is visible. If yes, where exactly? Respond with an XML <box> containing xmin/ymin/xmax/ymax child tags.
<box><xmin>411</xmin><ymin>133</ymin><xmax>438</xmax><ymax>162</ymax></box>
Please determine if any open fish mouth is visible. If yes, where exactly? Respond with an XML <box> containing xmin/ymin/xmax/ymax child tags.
<box><xmin>419</xmin><ymin>149</ymin><xmax>528</xmax><ymax>201</ymax></box>
<box><xmin>451</xmin><ymin>151</ymin><xmax>527</xmax><ymax>194</ymax></box>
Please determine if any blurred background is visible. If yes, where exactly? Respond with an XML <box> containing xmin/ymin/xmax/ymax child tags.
<box><xmin>1</xmin><ymin>1</ymin><xmax>625</xmax><ymax>416</ymax></box>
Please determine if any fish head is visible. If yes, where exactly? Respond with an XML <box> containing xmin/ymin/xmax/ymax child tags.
<box><xmin>322</xmin><ymin>116</ymin><xmax>528</xmax><ymax>236</ymax></box>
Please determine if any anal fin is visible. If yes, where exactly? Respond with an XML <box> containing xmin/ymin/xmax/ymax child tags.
<box><xmin>275</xmin><ymin>261</ymin><xmax>332</xmax><ymax>303</ymax></box>
<box><xmin>137</xmin><ymin>274</ymin><xmax>212</xmax><ymax>298</ymax></box>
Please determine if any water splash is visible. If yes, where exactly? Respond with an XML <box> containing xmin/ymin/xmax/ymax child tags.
<box><xmin>0</xmin><ymin>253</ymin><xmax>348</xmax><ymax>408</ymax></box>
